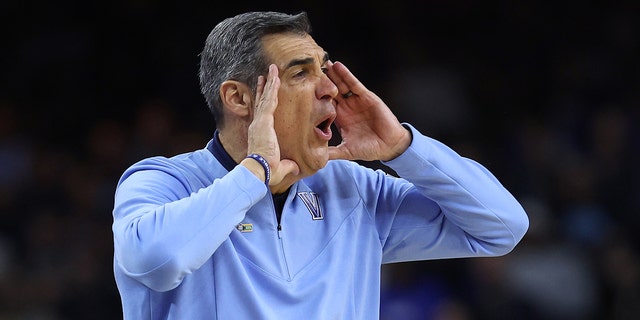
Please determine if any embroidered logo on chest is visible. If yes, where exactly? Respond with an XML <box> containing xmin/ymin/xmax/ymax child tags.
<box><xmin>297</xmin><ymin>191</ymin><xmax>323</xmax><ymax>220</ymax></box>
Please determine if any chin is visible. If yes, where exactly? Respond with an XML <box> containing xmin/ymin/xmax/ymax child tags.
<box><xmin>302</xmin><ymin>154</ymin><xmax>329</xmax><ymax>176</ymax></box>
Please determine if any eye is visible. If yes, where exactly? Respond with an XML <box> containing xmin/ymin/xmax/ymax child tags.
<box><xmin>321</xmin><ymin>67</ymin><xmax>328</xmax><ymax>74</ymax></box>
<box><xmin>293</xmin><ymin>69</ymin><xmax>308</xmax><ymax>79</ymax></box>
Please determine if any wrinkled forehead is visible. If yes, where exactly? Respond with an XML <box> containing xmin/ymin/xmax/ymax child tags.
<box><xmin>261</xmin><ymin>33</ymin><xmax>327</xmax><ymax>69</ymax></box>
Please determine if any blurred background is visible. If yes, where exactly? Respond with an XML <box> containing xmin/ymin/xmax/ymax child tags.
<box><xmin>1</xmin><ymin>0</ymin><xmax>639</xmax><ymax>319</ymax></box>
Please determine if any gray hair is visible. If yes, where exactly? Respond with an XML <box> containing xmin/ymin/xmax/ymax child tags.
<box><xmin>198</xmin><ymin>11</ymin><xmax>311</xmax><ymax>128</ymax></box>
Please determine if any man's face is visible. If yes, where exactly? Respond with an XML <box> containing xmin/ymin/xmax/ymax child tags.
<box><xmin>261</xmin><ymin>33</ymin><xmax>339</xmax><ymax>176</ymax></box>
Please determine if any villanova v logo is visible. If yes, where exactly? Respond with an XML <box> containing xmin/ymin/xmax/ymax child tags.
<box><xmin>297</xmin><ymin>192</ymin><xmax>323</xmax><ymax>220</ymax></box>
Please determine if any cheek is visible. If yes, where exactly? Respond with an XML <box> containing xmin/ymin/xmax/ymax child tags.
<box><xmin>274</xmin><ymin>89</ymin><xmax>315</xmax><ymax>135</ymax></box>
<box><xmin>274</xmin><ymin>107</ymin><xmax>296</xmax><ymax>128</ymax></box>
<box><xmin>273</xmin><ymin>111</ymin><xmax>299</xmax><ymax>144</ymax></box>
<box><xmin>275</xmin><ymin>96</ymin><xmax>308</xmax><ymax>126</ymax></box>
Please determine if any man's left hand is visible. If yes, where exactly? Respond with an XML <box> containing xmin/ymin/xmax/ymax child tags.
<box><xmin>326</xmin><ymin>61</ymin><xmax>411</xmax><ymax>162</ymax></box>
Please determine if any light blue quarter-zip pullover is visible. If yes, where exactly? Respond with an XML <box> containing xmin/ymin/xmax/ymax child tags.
<box><xmin>112</xmin><ymin>124</ymin><xmax>528</xmax><ymax>319</ymax></box>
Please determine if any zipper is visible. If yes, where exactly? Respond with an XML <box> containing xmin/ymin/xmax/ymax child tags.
<box><xmin>277</xmin><ymin>224</ymin><xmax>291</xmax><ymax>281</ymax></box>
<box><xmin>270</xmin><ymin>194</ymin><xmax>291</xmax><ymax>280</ymax></box>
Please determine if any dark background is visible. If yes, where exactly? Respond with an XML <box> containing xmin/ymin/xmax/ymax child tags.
<box><xmin>1</xmin><ymin>1</ymin><xmax>639</xmax><ymax>319</ymax></box>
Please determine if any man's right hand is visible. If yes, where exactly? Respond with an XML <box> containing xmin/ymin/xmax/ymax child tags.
<box><xmin>242</xmin><ymin>64</ymin><xmax>300</xmax><ymax>189</ymax></box>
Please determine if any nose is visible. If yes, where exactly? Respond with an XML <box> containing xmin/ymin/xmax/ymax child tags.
<box><xmin>317</xmin><ymin>73</ymin><xmax>339</xmax><ymax>100</ymax></box>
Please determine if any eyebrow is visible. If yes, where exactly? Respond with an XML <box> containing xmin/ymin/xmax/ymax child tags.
<box><xmin>284</xmin><ymin>52</ymin><xmax>330</xmax><ymax>69</ymax></box>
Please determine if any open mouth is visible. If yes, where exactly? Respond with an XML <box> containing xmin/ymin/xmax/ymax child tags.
<box><xmin>316</xmin><ymin>118</ymin><xmax>332</xmax><ymax>134</ymax></box>
<box><xmin>314</xmin><ymin>114</ymin><xmax>335</xmax><ymax>140</ymax></box>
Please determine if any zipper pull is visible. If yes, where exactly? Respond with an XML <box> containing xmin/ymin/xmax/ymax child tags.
<box><xmin>277</xmin><ymin>224</ymin><xmax>282</xmax><ymax>239</ymax></box>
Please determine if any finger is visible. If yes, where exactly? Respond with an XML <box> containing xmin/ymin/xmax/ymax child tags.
<box><xmin>331</xmin><ymin>61</ymin><xmax>366</xmax><ymax>96</ymax></box>
<box><xmin>256</xmin><ymin>64</ymin><xmax>280</xmax><ymax>114</ymax></box>
<box><xmin>326</xmin><ymin>60</ymin><xmax>350</xmax><ymax>96</ymax></box>
<box><xmin>255</xmin><ymin>75</ymin><xmax>265</xmax><ymax>101</ymax></box>
<box><xmin>264</xmin><ymin>65</ymin><xmax>280</xmax><ymax>110</ymax></box>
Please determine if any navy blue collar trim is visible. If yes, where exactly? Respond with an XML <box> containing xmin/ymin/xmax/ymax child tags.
<box><xmin>207</xmin><ymin>130</ymin><xmax>238</xmax><ymax>172</ymax></box>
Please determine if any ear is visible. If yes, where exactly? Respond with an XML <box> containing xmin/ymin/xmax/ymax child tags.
<box><xmin>220</xmin><ymin>80</ymin><xmax>253</xmax><ymax>117</ymax></box>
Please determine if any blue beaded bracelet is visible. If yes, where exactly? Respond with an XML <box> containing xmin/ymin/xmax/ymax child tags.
<box><xmin>246</xmin><ymin>153</ymin><xmax>270</xmax><ymax>186</ymax></box>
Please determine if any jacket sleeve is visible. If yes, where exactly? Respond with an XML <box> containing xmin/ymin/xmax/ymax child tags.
<box><xmin>112</xmin><ymin>160</ymin><xmax>267</xmax><ymax>292</ymax></box>
<box><xmin>379</xmin><ymin>124</ymin><xmax>529</xmax><ymax>263</ymax></box>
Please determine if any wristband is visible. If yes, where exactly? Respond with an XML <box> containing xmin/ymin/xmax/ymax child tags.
<box><xmin>246</xmin><ymin>153</ymin><xmax>270</xmax><ymax>186</ymax></box>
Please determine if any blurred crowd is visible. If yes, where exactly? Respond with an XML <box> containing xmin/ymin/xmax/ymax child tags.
<box><xmin>1</xmin><ymin>1</ymin><xmax>639</xmax><ymax>319</ymax></box>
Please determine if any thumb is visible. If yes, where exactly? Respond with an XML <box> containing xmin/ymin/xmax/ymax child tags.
<box><xmin>328</xmin><ymin>145</ymin><xmax>352</xmax><ymax>161</ymax></box>
<box><xmin>279</xmin><ymin>159</ymin><xmax>300</xmax><ymax>176</ymax></box>
<box><xmin>270</xmin><ymin>159</ymin><xmax>300</xmax><ymax>185</ymax></box>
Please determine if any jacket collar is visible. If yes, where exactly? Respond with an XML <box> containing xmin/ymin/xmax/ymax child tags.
<box><xmin>206</xmin><ymin>130</ymin><xmax>237</xmax><ymax>172</ymax></box>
